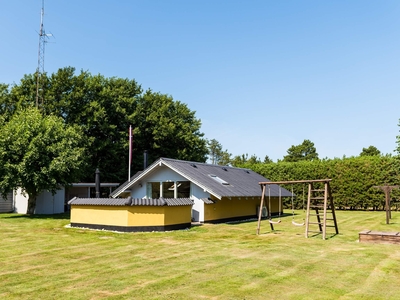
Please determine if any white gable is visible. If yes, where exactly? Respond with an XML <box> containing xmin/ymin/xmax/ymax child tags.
<box><xmin>129</xmin><ymin>166</ymin><xmax>190</xmax><ymax>199</ymax></box>
<box><xmin>144</xmin><ymin>166</ymin><xmax>187</xmax><ymax>182</ymax></box>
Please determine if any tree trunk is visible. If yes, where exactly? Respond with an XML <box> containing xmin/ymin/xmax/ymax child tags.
<box><xmin>26</xmin><ymin>192</ymin><xmax>37</xmax><ymax>215</ymax></box>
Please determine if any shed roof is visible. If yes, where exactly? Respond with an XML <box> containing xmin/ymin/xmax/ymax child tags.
<box><xmin>68</xmin><ymin>196</ymin><xmax>193</xmax><ymax>207</ymax></box>
<box><xmin>111</xmin><ymin>158</ymin><xmax>292</xmax><ymax>199</ymax></box>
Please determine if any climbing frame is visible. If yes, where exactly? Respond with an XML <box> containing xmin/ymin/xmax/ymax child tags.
<box><xmin>257</xmin><ymin>179</ymin><xmax>339</xmax><ymax>240</ymax></box>
<box><xmin>305</xmin><ymin>180</ymin><xmax>339</xmax><ymax>239</ymax></box>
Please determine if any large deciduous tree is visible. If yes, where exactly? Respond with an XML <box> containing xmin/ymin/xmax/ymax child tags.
<box><xmin>0</xmin><ymin>108</ymin><xmax>86</xmax><ymax>214</ymax></box>
<box><xmin>283</xmin><ymin>139</ymin><xmax>319</xmax><ymax>162</ymax></box>
<box><xmin>131</xmin><ymin>90</ymin><xmax>208</xmax><ymax>170</ymax></box>
<box><xmin>0</xmin><ymin>67</ymin><xmax>208</xmax><ymax>182</ymax></box>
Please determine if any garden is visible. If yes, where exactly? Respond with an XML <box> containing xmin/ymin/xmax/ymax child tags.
<box><xmin>1</xmin><ymin>210</ymin><xmax>399</xmax><ymax>299</ymax></box>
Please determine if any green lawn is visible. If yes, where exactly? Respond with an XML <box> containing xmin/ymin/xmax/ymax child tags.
<box><xmin>1</xmin><ymin>210</ymin><xmax>400</xmax><ymax>299</ymax></box>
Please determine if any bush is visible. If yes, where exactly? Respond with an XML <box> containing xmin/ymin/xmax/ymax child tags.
<box><xmin>241</xmin><ymin>156</ymin><xmax>400</xmax><ymax>210</ymax></box>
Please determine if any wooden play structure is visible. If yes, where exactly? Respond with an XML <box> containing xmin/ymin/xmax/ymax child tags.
<box><xmin>256</xmin><ymin>179</ymin><xmax>339</xmax><ymax>240</ymax></box>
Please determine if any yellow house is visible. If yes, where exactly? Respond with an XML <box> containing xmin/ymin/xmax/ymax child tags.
<box><xmin>68</xmin><ymin>197</ymin><xmax>193</xmax><ymax>232</ymax></box>
<box><xmin>110</xmin><ymin>158</ymin><xmax>290</xmax><ymax>224</ymax></box>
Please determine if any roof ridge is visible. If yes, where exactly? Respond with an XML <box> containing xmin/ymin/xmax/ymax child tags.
<box><xmin>160</xmin><ymin>157</ymin><xmax>252</xmax><ymax>171</ymax></box>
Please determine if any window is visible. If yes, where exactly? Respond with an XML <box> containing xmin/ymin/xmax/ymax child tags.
<box><xmin>147</xmin><ymin>182</ymin><xmax>161</xmax><ymax>199</ymax></box>
<box><xmin>177</xmin><ymin>181</ymin><xmax>190</xmax><ymax>198</ymax></box>
<box><xmin>162</xmin><ymin>182</ymin><xmax>175</xmax><ymax>198</ymax></box>
<box><xmin>147</xmin><ymin>181</ymin><xmax>190</xmax><ymax>198</ymax></box>
<box><xmin>209</xmin><ymin>174</ymin><xmax>229</xmax><ymax>185</ymax></box>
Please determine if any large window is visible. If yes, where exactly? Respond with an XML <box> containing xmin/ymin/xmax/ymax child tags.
<box><xmin>147</xmin><ymin>181</ymin><xmax>190</xmax><ymax>199</ymax></box>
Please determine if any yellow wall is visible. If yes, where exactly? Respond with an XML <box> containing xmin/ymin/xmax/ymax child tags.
<box><xmin>125</xmin><ymin>206</ymin><xmax>192</xmax><ymax>226</ymax></box>
<box><xmin>71</xmin><ymin>205</ymin><xmax>192</xmax><ymax>227</ymax></box>
<box><xmin>126</xmin><ymin>206</ymin><xmax>165</xmax><ymax>226</ymax></box>
<box><xmin>70</xmin><ymin>206</ymin><xmax>128</xmax><ymax>226</ymax></box>
<box><xmin>261</xmin><ymin>196</ymin><xmax>280</xmax><ymax>214</ymax></box>
<box><xmin>204</xmin><ymin>196</ymin><xmax>280</xmax><ymax>222</ymax></box>
<box><xmin>164</xmin><ymin>206</ymin><xmax>192</xmax><ymax>225</ymax></box>
<box><xmin>71</xmin><ymin>196</ymin><xmax>278</xmax><ymax>226</ymax></box>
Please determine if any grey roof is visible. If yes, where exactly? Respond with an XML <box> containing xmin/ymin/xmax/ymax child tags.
<box><xmin>126</xmin><ymin>197</ymin><xmax>193</xmax><ymax>206</ymax></box>
<box><xmin>162</xmin><ymin>198</ymin><xmax>193</xmax><ymax>206</ymax></box>
<box><xmin>68</xmin><ymin>197</ymin><xmax>128</xmax><ymax>206</ymax></box>
<box><xmin>68</xmin><ymin>196</ymin><xmax>193</xmax><ymax>207</ymax></box>
<box><xmin>111</xmin><ymin>158</ymin><xmax>292</xmax><ymax>199</ymax></box>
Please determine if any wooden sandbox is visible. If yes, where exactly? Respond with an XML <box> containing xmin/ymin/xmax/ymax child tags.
<box><xmin>359</xmin><ymin>230</ymin><xmax>400</xmax><ymax>245</ymax></box>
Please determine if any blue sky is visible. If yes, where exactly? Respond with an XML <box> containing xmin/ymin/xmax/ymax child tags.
<box><xmin>1</xmin><ymin>1</ymin><xmax>400</xmax><ymax>161</ymax></box>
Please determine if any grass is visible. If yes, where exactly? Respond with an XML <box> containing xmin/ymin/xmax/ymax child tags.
<box><xmin>1</xmin><ymin>210</ymin><xmax>400</xmax><ymax>299</ymax></box>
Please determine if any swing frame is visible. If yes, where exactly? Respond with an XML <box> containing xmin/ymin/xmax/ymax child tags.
<box><xmin>256</xmin><ymin>179</ymin><xmax>338</xmax><ymax>240</ymax></box>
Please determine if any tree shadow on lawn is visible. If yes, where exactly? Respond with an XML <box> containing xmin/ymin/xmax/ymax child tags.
<box><xmin>1</xmin><ymin>212</ymin><xmax>71</xmax><ymax>220</ymax></box>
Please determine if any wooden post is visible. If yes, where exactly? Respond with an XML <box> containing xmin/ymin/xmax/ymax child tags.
<box><xmin>257</xmin><ymin>184</ymin><xmax>275</xmax><ymax>235</ymax></box>
<box><xmin>256</xmin><ymin>185</ymin><xmax>266</xmax><ymax>235</ymax></box>
<box><xmin>385</xmin><ymin>190</ymin><xmax>390</xmax><ymax>224</ymax></box>
<box><xmin>328</xmin><ymin>182</ymin><xmax>339</xmax><ymax>235</ymax></box>
<box><xmin>323</xmin><ymin>182</ymin><xmax>328</xmax><ymax>240</ymax></box>
<box><xmin>305</xmin><ymin>183</ymin><xmax>312</xmax><ymax>238</ymax></box>
<box><xmin>373</xmin><ymin>185</ymin><xmax>399</xmax><ymax>225</ymax></box>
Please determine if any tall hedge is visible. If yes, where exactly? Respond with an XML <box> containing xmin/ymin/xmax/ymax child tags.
<box><xmin>241</xmin><ymin>156</ymin><xmax>400</xmax><ymax>210</ymax></box>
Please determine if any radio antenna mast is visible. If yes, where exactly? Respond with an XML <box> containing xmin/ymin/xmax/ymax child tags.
<box><xmin>35</xmin><ymin>0</ymin><xmax>52</xmax><ymax>108</ymax></box>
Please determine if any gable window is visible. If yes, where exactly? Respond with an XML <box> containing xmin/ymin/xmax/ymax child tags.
<box><xmin>147</xmin><ymin>181</ymin><xmax>190</xmax><ymax>198</ymax></box>
<box><xmin>177</xmin><ymin>181</ymin><xmax>190</xmax><ymax>198</ymax></box>
<box><xmin>147</xmin><ymin>182</ymin><xmax>161</xmax><ymax>199</ymax></box>
<box><xmin>163</xmin><ymin>182</ymin><xmax>175</xmax><ymax>198</ymax></box>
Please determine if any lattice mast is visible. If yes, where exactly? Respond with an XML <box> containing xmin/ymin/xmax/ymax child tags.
<box><xmin>35</xmin><ymin>0</ymin><xmax>52</xmax><ymax>108</ymax></box>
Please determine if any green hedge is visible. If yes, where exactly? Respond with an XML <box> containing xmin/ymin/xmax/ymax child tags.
<box><xmin>241</xmin><ymin>156</ymin><xmax>400</xmax><ymax>210</ymax></box>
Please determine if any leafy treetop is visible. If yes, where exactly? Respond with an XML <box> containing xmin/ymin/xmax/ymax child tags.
<box><xmin>282</xmin><ymin>139</ymin><xmax>319</xmax><ymax>162</ymax></box>
<box><xmin>360</xmin><ymin>145</ymin><xmax>381</xmax><ymax>157</ymax></box>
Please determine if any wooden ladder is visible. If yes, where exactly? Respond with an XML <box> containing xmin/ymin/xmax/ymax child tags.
<box><xmin>305</xmin><ymin>181</ymin><xmax>339</xmax><ymax>240</ymax></box>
